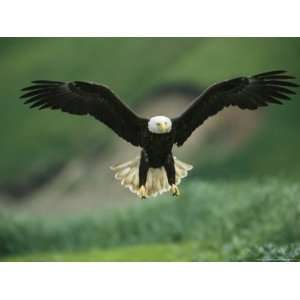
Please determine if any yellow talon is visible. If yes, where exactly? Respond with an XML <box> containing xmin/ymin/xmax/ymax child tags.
<box><xmin>138</xmin><ymin>185</ymin><xmax>147</xmax><ymax>199</ymax></box>
<box><xmin>171</xmin><ymin>184</ymin><xmax>180</xmax><ymax>197</ymax></box>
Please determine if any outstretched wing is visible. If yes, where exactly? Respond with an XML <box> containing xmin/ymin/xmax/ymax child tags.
<box><xmin>172</xmin><ymin>70</ymin><xmax>299</xmax><ymax>146</ymax></box>
<box><xmin>20</xmin><ymin>80</ymin><xmax>148</xmax><ymax>146</ymax></box>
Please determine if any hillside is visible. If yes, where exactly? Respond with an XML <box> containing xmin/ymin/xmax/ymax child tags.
<box><xmin>1</xmin><ymin>38</ymin><xmax>300</xmax><ymax>195</ymax></box>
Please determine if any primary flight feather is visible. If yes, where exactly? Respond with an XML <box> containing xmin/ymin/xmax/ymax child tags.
<box><xmin>20</xmin><ymin>70</ymin><xmax>298</xmax><ymax>198</ymax></box>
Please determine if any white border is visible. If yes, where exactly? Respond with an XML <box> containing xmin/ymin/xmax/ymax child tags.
<box><xmin>1</xmin><ymin>0</ymin><xmax>300</xmax><ymax>36</ymax></box>
<box><xmin>1</xmin><ymin>263</ymin><xmax>300</xmax><ymax>300</ymax></box>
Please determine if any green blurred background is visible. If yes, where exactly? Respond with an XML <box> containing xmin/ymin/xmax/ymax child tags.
<box><xmin>0</xmin><ymin>37</ymin><xmax>300</xmax><ymax>261</ymax></box>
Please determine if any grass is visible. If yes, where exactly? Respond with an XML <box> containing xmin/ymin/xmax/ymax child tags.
<box><xmin>1</xmin><ymin>178</ymin><xmax>300</xmax><ymax>261</ymax></box>
<box><xmin>4</xmin><ymin>242</ymin><xmax>216</xmax><ymax>262</ymax></box>
<box><xmin>6</xmin><ymin>241</ymin><xmax>300</xmax><ymax>262</ymax></box>
<box><xmin>243</xmin><ymin>243</ymin><xmax>300</xmax><ymax>262</ymax></box>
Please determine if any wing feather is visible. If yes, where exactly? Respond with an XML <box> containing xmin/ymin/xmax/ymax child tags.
<box><xmin>20</xmin><ymin>80</ymin><xmax>148</xmax><ymax>146</ymax></box>
<box><xmin>172</xmin><ymin>70</ymin><xmax>298</xmax><ymax>146</ymax></box>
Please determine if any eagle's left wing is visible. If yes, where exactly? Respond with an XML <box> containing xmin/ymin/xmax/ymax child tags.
<box><xmin>20</xmin><ymin>80</ymin><xmax>148</xmax><ymax>147</ymax></box>
<box><xmin>172</xmin><ymin>70</ymin><xmax>298</xmax><ymax>146</ymax></box>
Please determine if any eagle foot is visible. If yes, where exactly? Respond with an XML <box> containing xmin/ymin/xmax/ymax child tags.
<box><xmin>171</xmin><ymin>184</ymin><xmax>180</xmax><ymax>197</ymax></box>
<box><xmin>138</xmin><ymin>185</ymin><xmax>147</xmax><ymax>199</ymax></box>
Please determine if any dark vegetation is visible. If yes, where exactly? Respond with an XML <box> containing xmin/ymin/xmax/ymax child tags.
<box><xmin>1</xmin><ymin>180</ymin><xmax>300</xmax><ymax>261</ymax></box>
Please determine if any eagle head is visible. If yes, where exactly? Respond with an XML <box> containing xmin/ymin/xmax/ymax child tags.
<box><xmin>148</xmin><ymin>116</ymin><xmax>172</xmax><ymax>134</ymax></box>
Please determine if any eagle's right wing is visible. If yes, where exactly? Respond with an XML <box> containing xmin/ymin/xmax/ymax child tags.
<box><xmin>21</xmin><ymin>80</ymin><xmax>148</xmax><ymax>147</ymax></box>
<box><xmin>172</xmin><ymin>70</ymin><xmax>298</xmax><ymax>146</ymax></box>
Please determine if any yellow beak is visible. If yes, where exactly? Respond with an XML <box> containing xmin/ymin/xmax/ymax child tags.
<box><xmin>159</xmin><ymin>123</ymin><xmax>167</xmax><ymax>132</ymax></box>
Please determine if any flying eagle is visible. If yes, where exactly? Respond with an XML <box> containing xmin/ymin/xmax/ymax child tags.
<box><xmin>20</xmin><ymin>70</ymin><xmax>298</xmax><ymax>198</ymax></box>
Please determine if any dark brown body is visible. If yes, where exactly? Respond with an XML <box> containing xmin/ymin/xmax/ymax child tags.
<box><xmin>139</xmin><ymin>132</ymin><xmax>176</xmax><ymax>187</ymax></box>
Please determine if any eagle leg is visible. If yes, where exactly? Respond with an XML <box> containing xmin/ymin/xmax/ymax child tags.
<box><xmin>138</xmin><ymin>150</ymin><xmax>150</xmax><ymax>198</ymax></box>
<box><xmin>171</xmin><ymin>184</ymin><xmax>180</xmax><ymax>197</ymax></box>
<box><xmin>164</xmin><ymin>154</ymin><xmax>180</xmax><ymax>197</ymax></box>
<box><xmin>138</xmin><ymin>185</ymin><xmax>147</xmax><ymax>199</ymax></box>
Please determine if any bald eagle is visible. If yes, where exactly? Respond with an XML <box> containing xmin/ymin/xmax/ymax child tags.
<box><xmin>20</xmin><ymin>70</ymin><xmax>298</xmax><ymax>198</ymax></box>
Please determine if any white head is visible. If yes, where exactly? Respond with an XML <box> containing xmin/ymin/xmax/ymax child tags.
<box><xmin>148</xmin><ymin>115</ymin><xmax>172</xmax><ymax>134</ymax></box>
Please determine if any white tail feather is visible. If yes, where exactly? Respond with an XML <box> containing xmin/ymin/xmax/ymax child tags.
<box><xmin>110</xmin><ymin>156</ymin><xmax>193</xmax><ymax>197</ymax></box>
